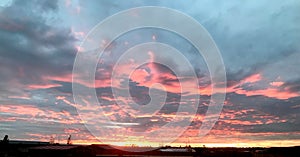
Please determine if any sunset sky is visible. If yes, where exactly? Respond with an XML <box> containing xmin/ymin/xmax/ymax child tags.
<box><xmin>0</xmin><ymin>0</ymin><xmax>300</xmax><ymax>147</ymax></box>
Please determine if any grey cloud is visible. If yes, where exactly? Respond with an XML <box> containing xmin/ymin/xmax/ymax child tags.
<box><xmin>0</xmin><ymin>0</ymin><xmax>77</xmax><ymax>99</ymax></box>
<box><xmin>218</xmin><ymin>93</ymin><xmax>300</xmax><ymax>133</ymax></box>
<box><xmin>282</xmin><ymin>79</ymin><xmax>300</xmax><ymax>93</ymax></box>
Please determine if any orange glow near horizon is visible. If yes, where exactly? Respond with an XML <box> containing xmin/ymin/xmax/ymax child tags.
<box><xmin>11</xmin><ymin>137</ymin><xmax>300</xmax><ymax>148</ymax></box>
<box><xmin>70</xmin><ymin>139</ymin><xmax>300</xmax><ymax>148</ymax></box>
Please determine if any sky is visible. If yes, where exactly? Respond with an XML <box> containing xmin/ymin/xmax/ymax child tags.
<box><xmin>0</xmin><ymin>0</ymin><xmax>300</xmax><ymax>147</ymax></box>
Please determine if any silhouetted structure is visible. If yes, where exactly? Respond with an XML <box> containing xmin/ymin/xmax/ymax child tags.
<box><xmin>0</xmin><ymin>135</ymin><xmax>9</xmax><ymax>144</ymax></box>
<box><xmin>1</xmin><ymin>138</ymin><xmax>300</xmax><ymax>157</ymax></box>
<box><xmin>67</xmin><ymin>135</ymin><xmax>72</xmax><ymax>145</ymax></box>
<box><xmin>49</xmin><ymin>136</ymin><xmax>55</xmax><ymax>144</ymax></box>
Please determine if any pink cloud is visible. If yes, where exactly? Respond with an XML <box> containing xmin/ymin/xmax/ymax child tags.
<box><xmin>27</xmin><ymin>83</ymin><xmax>62</xmax><ymax>89</ymax></box>
<box><xmin>242</xmin><ymin>73</ymin><xmax>262</xmax><ymax>83</ymax></box>
<box><xmin>130</xmin><ymin>66</ymin><xmax>182</xmax><ymax>94</ymax></box>
<box><xmin>218</xmin><ymin>108</ymin><xmax>288</xmax><ymax>126</ymax></box>
<box><xmin>270</xmin><ymin>81</ymin><xmax>284</xmax><ymax>87</ymax></box>
<box><xmin>0</xmin><ymin>104</ymin><xmax>81</xmax><ymax>124</ymax></box>
<box><xmin>0</xmin><ymin>105</ymin><xmax>44</xmax><ymax>116</ymax></box>
<box><xmin>225</xmin><ymin>73</ymin><xmax>300</xmax><ymax>99</ymax></box>
<box><xmin>235</xmin><ymin>87</ymin><xmax>299</xmax><ymax>100</ymax></box>
<box><xmin>8</xmin><ymin>93</ymin><xmax>31</xmax><ymax>100</ymax></box>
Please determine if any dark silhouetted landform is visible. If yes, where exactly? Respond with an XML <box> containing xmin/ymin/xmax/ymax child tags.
<box><xmin>1</xmin><ymin>139</ymin><xmax>299</xmax><ymax>157</ymax></box>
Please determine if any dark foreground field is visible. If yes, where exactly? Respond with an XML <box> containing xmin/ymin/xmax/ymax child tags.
<box><xmin>0</xmin><ymin>141</ymin><xmax>299</xmax><ymax>157</ymax></box>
